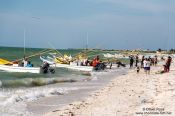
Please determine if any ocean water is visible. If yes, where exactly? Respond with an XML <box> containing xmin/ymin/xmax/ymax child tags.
<box><xmin>0</xmin><ymin>46</ymin><xmax>122</xmax><ymax>87</ymax></box>
<box><xmin>0</xmin><ymin>67</ymin><xmax>127</xmax><ymax>116</ymax></box>
<box><xmin>0</xmin><ymin>47</ymin><xmax>127</xmax><ymax>115</ymax></box>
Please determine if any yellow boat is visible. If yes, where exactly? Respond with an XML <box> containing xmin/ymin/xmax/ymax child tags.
<box><xmin>0</xmin><ymin>58</ymin><xmax>13</xmax><ymax>65</ymax></box>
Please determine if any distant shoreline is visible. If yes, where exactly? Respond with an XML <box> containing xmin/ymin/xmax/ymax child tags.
<box><xmin>0</xmin><ymin>45</ymin><xmax>158</xmax><ymax>52</ymax></box>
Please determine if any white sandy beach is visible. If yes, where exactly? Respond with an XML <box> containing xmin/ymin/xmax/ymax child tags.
<box><xmin>45</xmin><ymin>64</ymin><xmax>175</xmax><ymax>116</ymax></box>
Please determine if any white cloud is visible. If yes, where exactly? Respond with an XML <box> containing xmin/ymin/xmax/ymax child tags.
<box><xmin>88</xmin><ymin>0</ymin><xmax>175</xmax><ymax>14</ymax></box>
<box><xmin>1</xmin><ymin>0</ymin><xmax>175</xmax><ymax>49</ymax></box>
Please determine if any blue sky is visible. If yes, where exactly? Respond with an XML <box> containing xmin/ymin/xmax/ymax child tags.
<box><xmin>0</xmin><ymin>0</ymin><xmax>175</xmax><ymax>50</ymax></box>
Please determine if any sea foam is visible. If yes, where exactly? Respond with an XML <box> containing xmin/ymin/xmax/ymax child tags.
<box><xmin>0</xmin><ymin>86</ymin><xmax>78</xmax><ymax>115</ymax></box>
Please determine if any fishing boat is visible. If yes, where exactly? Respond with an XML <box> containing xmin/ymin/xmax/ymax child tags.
<box><xmin>40</xmin><ymin>56</ymin><xmax>94</xmax><ymax>72</ymax></box>
<box><xmin>0</xmin><ymin>64</ymin><xmax>40</xmax><ymax>73</ymax></box>
<box><xmin>0</xmin><ymin>58</ymin><xmax>40</xmax><ymax>73</ymax></box>
<box><xmin>55</xmin><ymin>63</ymin><xmax>94</xmax><ymax>72</ymax></box>
<box><xmin>0</xmin><ymin>29</ymin><xmax>57</xmax><ymax>74</ymax></box>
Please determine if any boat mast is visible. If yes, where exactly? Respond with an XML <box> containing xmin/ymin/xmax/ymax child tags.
<box><xmin>24</xmin><ymin>29</ymin><xmax>26</xmax><ymax>56</ymax></box>
<box><xmin>86</xmin><ymin>32</ymin><xmax>88</xmax><ymax>51</ymax></box>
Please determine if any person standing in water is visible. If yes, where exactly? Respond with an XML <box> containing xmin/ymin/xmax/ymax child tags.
<box><xmin>22</xmin><ymin>57</ymin><xmax>28</xmax><ymax>67</ymax></box>
<box><xmin>129</xmin><ymin>56</ymin><xmax>134</xmax><ymax>68</ymax></box>
<box><xmin>92</xmin><ymin>55</ymin><xmax>100</xmax><ymax>67</ymax></box>
<box><xmin>135</xmin><ymin>55</ymin><xmax>139</xmax><ymax>67</ymax></box>
<box><xmin>141</xmin><ymin>55</ymin><xmax>145</xmax><ymax>68</ymax></box>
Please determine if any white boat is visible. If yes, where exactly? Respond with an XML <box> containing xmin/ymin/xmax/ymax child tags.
<box><xmin>54</xmin><ymin>63</ymin><xmax>94</xmax><ymax>72</ymax></box>
<box><xmin>40</xmin><ymin>56</ymin><xmax>56</xmax><ymax>65</ymax></box>
<box><xmin>40</xmin><ymin>56</ymin><xmax>94</xmax><ymax>72</ymax></box>
<box><xmin>0</xmin><ymin>65</ymin><xmax>40</xmax><ymax>73</ymax></box>
<box><xmin>103</xmin><ymin>53</ymin><xmax>115</xmax><ymax>58</ymax></box>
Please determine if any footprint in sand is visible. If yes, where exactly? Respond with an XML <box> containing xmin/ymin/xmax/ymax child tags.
<box><xmin>168</xmin><ymin>82</ymin><xmax>172</xmax><ymax>86</ymax></box>
<box><xmin>52</xmin><ymin>109</ymin><xmax>60</xmax><ymax>112</ymax></box>
<box><xmin>141</xmin><ymin>99</ymin><xmax>154</xmax><ymax>104</ymax></box>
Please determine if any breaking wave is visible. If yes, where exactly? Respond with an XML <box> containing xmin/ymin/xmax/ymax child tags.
<box><xmin>0</xmin><ymin>78</ymin><xmax>77</xmax><ymax>88</ymax></box>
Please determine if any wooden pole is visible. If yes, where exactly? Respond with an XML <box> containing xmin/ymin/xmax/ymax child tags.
<box><xmin>12</xmin><ymin>49</ymin><xmax>54</xmax><ymax>62</ymax></box>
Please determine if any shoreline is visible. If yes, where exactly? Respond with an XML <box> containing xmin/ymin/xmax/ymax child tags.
<box><xmin>45</xmin><ymin>65</ymin><xmax>175</xmax><ymax>116</ymax></box>
<box><xmin>26</xmin><ymin>68</ymin><xmax>127</xmax><ymax>115</ymax></box>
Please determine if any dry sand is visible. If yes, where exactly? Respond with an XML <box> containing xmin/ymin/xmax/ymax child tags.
<box><xmin>45</xmin><ymin>65</ymin><xmax>175</xmax><ymax>116</ymax></box>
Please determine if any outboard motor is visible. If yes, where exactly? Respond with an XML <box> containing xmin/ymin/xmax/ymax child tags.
<box><xmin>116</xmin><ymin>61</ymin><xmax>126</xmax><ymax>67</ymax></box>
<box><xmin>94</xmin><ymin>63</ymin><xmax>106</xmax><ymax>70</ymax></box>
<box><xmin>40</xmin><ymin>62</ymin><xmax>55</xmax><ymax>74</ymax></box>
<box><xmin>40</xmin><ymin>62</ymin><xmax>49</xmax><ymax>74</ymax></box>
<box><xmin>49</xmin><ymin>67</ymin><xmax>55</xmax><ymax>74</ymax></box>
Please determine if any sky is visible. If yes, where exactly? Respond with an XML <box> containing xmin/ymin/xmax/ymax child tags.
<box><xmin>0</xmin><ymin>0</ymin><xmax>175</xmax><ymax>50</ymax></box>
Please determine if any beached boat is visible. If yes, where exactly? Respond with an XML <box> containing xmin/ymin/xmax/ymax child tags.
<box><xmin>0</xmin><ymin>58</ymin><xmax>41</xmax><ymax>73</ymax></box>
<box><xmin>0</xmin><ymin>58</ymin><xmax>13</xmax><ymax>65</ymax></box>
<box><xmin>0</xmin><ymin>64</ymin><xmax>40</xmax><ymax>73</ymax></box>
<box><xmin>40</xmin><ymin>56</ymin><xmax>94</xmax><ymax>72</ymax></box>
<box><xmin>55</xmin><ymin>63</ymin><xmax>94</xmax><ymax>72</ymax></box>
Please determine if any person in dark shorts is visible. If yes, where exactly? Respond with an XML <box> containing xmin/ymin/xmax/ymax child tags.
<box><xmin>141</xmin><ymin>56</ymin><xmax>145</xmax><ymax>68</ymax></box>
<box><xmin>165</xmin><ymin>56</ymin><xmax>172</xmax><ymax>72</ymax></box>
<box><xmin>143</xmin><ymin>58</ymin><xmax>151</xmax><ymax>75</ymax></box>
<box><xmin>129</xmin><ymin>56</ymin><xmax>134</xmax><ymax>68</ymax></box>
<box><xmin>135</xmin><ymin>55</ymin><xmax>139</xmax><ymax>67</ymax></box>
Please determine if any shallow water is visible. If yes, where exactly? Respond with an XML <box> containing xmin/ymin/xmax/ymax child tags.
<box><xmin>0</xmin><ymin>46</ymin><xmax>128</xmax><ymax>115</ymax></box>
<box><xmin>0</xmin><ymin>67</ymin><xmax>128</xmax><ymax>116</ymax></box>
<box><xmin>0</xmin><ymin>68</ymin><xmax>88</xmax><ymax>88</ymax></box>
<box><xmin>27</xmin><ymin>67</ymin><xmax>128</xmax><ymax>115</ymax></box>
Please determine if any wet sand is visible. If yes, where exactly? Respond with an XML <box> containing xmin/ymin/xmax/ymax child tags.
<box><xmin>45</xmin><ymin>65</ymin><xmax>175</xmax><ymax>116</ymax></box>
<box><xmin>27</xmin><ymin>68</ymin><xmax>127</xmax><ymax>115</ymax></box>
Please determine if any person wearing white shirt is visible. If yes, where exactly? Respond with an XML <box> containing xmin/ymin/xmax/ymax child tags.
<box><xmin>143</xmin><ymin>58</ymin><xmax>151</xmax><ymax>75</ymax></box>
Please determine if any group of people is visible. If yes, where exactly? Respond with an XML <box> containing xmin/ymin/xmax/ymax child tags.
<box><xmin>12</xmin><ymin>57</ymin><xmax>33</xmax><ymax>67</ymax></box>
<box><xmin>129</xmin><ymin>54</ymin><xmax>172</xmax><ymax>74</ymax></box>
<box><xmin>89</xmin><ymin>56</ymin><xmax>105</xmax><ymax>70</ymax></box>
<box><xmin>75</xmin><ymin>55</ymin><xmax>106</xmax><ymax>70</ymax></box>
<box><xmin>22</xmin><ymin>58</ymin><xmax>33</xmax><ymax>67</ymax></box>
<box><xmin>129</xmin><ymin>55</ymin><xmax>142</xmax><ymax>69</ymax></box>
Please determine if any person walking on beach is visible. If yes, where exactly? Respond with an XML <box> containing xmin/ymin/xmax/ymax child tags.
<box><xmin>141</xmin><ymin>56</ymin><xmax>145</xmax><ymax>68</ymax></box>
<box><xmin>135</xmin><ymin>55</ymin><xmax>139</xmax><ymax>67</ymax></box>
<box><xmin>148</xmin><ymin>56</ymin><xmax>152</xmax><ymax>66</ymax></box>
<box><xmin>165</xmin><ymin>56</ymin><xmax>172</xmax><ymax>72</ymax></box>
<box><xmin>154</xmin><ymin>55</ymin><xmax>158</xmax><ymax>66</ymax></box>
<box><xmin>143</xmin><ymin>58</ymin><xmax>151</xmax><ymax>75</ymax></box>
